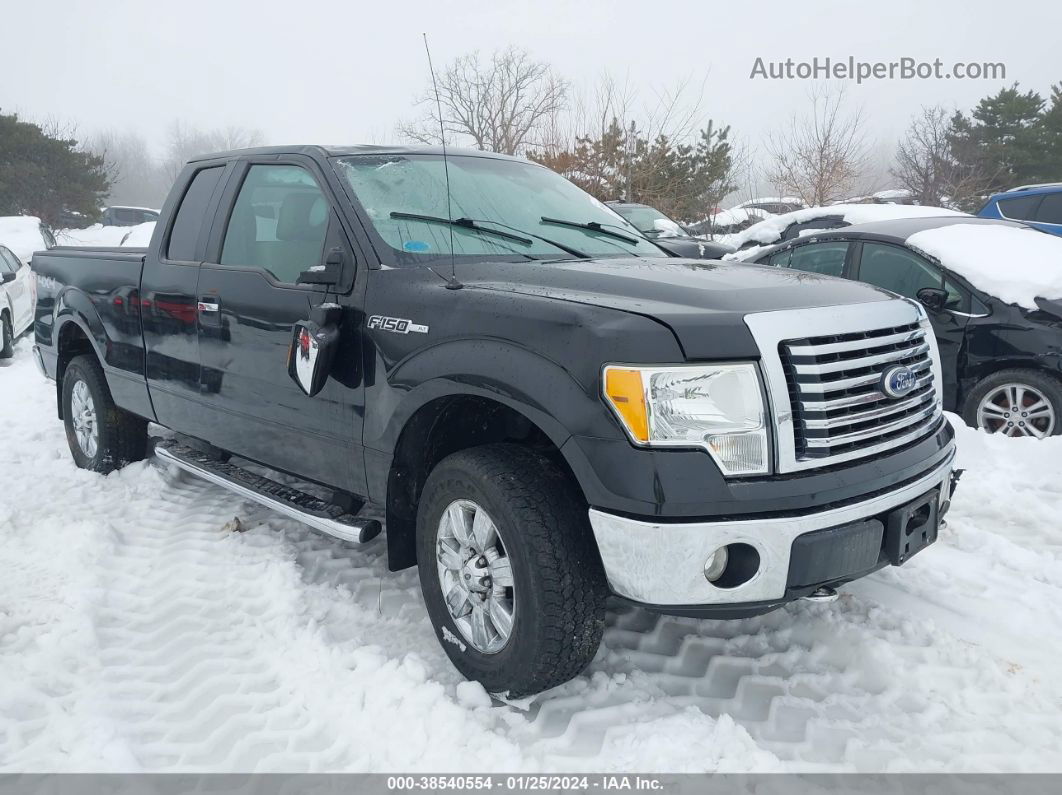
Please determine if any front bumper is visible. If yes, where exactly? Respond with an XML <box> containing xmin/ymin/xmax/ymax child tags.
<box><xmin>588</xmin><ymin>447</ymin><xmax>956</xmax><ymax>610</ymax></box>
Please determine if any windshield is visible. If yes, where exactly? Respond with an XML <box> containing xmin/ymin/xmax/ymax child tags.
<box><xmin>333</xmin><ymin>154</ymin><xmax>666</xmax><ymax>266</ymax></box>
<box><xmin>612</xmin><ymin>205</ymin><xmax>690</xmax><ymax>238</ymax></box>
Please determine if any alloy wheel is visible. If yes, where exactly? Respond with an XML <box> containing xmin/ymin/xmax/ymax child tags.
<box><xmin>70</xmin><ymin>380</ymin><xmax>99</xmax><ymax>457</ymax></box>
<box><xmin>435</xmin><ymin>499</ymin><xmax>516</xmax><ymax>654</ymax></box>
<box><xmin>976</xmin><ymin>383</ymin><xmax>1055</xmax><ymax>438</ymax></box>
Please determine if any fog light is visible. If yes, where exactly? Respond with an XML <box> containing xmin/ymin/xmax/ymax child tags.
<box><xmin>704</xmin><ymin>546</ymin><xmax>729</xmax><ymax>582</ymax></box>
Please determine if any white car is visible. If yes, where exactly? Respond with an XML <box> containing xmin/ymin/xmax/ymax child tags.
<box><xmin>1</xmin><ymin>244</ymin><xmax>34</xmax><ymax>358</ymax></box>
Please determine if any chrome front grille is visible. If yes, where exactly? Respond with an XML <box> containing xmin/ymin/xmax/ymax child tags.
<box><xmin>743</xmin><ymin>300</ymin><xmax>944</xmax><ymax>473</ymax></box>
<box><xmin>780</xmin><ymin>321</ymin><xmax>941</xmax><ymax>461</ymax></box>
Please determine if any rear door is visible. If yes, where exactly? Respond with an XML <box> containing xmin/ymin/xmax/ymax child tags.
<box><xmin>194</xmin><ymin>157</ymin><xmax>364</xmax><ymax>492</ymax></box>
<box><xmin>1032</xmin><ymin>192</ymin><xmax>1062</xmax><ymax>235</ymax></box>
<box><xmin>142</xmin><ymin>163</ymin><xmax>230</xmax><ymax>432</ymax></box>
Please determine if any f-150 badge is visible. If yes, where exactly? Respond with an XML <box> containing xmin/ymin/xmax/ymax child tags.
<box><xmin>367</xmin><ymin>315</ymin><xmax>429</xmax><ymax>334</ymax></box>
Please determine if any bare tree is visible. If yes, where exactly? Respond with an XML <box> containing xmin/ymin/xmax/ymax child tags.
<box><xmin>398</xmin><ymin>47</ymin><xmax>568</xmax><ymax>155</ymax></box>
<box><xmin>163</xmin><ymin>122</ymin><xmax>263</xmax><ymax>180</ymax></box>
<box><xmin>891</xmin><ymin>105</ymin><xmax>996</xmax><ymax>208</ymax></box>
<box><xmin>766</xmin><ymin>85</ymin><xmax>870</xmax><ymax>206</ymax></box>
<box><xmin>85</xmin><ymin>129</ymin><xmax>171</xmax><ymax>207</ymax></box>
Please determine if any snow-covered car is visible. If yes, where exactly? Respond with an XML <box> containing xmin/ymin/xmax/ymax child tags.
<box><xmin>690</xmin><ymin>205</ymin><xmax>775</xmax><ymax>236</ymax></box>
<box><xmin>734</xmin><ymin>196</ymin><xmax>806</xmax><ymax>215</ymax></box>
<box><xmin>746</xmin><ymin>216</ymin><xmax>1062</xmax><ymax>437</ymax></box>
<box><xmin>605</xmin><ymin>201</ymin><xmax>734</xmax><ymax>258</ymax></box>
<box><xmin>725</xmin><ymin>203</ymin><xmax>968</xmax><ymax>257</ymax></box>
<box><xmin>1</xmin><ymin>243</ymin><xmax>34</xmax><ymax>357</ymax></box>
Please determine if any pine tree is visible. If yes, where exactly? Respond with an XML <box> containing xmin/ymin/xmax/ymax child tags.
<box><xmin>0</xmin><ymin>111</ymin><xmax>110</xmax><ymax>227</ymax></box>
<box><xmin>531</xmin><ymin>119</ymin><xmax>734</xmax><ymax>223</ymax></box>
<box><xmin>948</xmin><ymin>85</ymin><xmax>1047</xmax><ymax>195</ymax></box>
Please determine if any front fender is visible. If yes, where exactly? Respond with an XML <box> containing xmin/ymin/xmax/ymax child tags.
<box><xmin>364</xmin><ymin>338</ymin><xmax>622</xmax><ymax>455</ymax></box>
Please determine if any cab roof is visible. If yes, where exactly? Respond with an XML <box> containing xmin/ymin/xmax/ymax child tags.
<box><xmin>188</xmin><ymin>144</ymin><xmax>527</xmax><ymax>164</ymax></box>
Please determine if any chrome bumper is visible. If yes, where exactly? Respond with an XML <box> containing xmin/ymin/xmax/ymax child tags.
<box><xmin>588</xmin><ymin>449</ymin><xmax>955</xmax><ymax>606</ymax></box>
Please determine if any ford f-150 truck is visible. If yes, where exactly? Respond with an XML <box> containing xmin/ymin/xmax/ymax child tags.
<box><xmin>32</xmin><ymin>145</ymin><xmax>958</xmax><ymax>696</ymax></box>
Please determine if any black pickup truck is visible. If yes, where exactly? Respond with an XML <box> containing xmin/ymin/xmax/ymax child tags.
<box><xmin>32</xmin><ymin>145</ymin><xmax>958</xmax><ymax>695</ymax></box>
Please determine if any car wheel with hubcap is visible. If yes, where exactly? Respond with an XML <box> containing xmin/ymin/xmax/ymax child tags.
<box><xmin>62</xmin><ymin>354</ymin><xmax>148</xmax><ymax>472</ymax></box>
<box><xmin>963</xmin><ymin>369</ymin><xmax>1062</xmax><ymax>438</ymax></box>
<box><xmin>417</xmin><ymin>444</ymin><xmax>608</xmax><ymax>696</ymax></box>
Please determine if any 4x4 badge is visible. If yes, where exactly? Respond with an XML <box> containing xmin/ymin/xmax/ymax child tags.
<box><xmin>368</xmin><ymin>315</ymin><xmax>429</xmax><ymax>334</ymax></box>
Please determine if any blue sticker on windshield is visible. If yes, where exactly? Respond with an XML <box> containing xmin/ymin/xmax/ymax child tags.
<box><xmin>403</xmin><ymin>240</ymin><xmax>431</xmax><ymax>252</ymax></box>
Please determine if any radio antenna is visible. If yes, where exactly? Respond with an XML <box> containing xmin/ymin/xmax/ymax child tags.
<box><xmin>423</xmin><ymin>33</ymin><xmax>461</xmax><ymax>290</ymax></box>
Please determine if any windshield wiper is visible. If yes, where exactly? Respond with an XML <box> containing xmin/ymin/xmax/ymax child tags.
<box><xmin>540</xmin><ymin>217</ymin><xmax>639</xmax><ymax>245</ymax></box>
<box><xmin>389</xmin><ymin>212</ymin><xmax>588</xmax><ymax>259</ymax></box>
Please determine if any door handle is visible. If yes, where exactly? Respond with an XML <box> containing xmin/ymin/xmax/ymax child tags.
<box><xmin>197</xmin><ymin>298</ymin><xmax>219</xmax><ymax>313</ymax></box>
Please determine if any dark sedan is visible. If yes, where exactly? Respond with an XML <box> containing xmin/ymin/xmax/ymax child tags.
<box><xmin>606</xmin><ymin>201</ymin><xmax>734</xmax><ymax>259</ymax></box>
<box><xmin>744</xmin><ymin>216</ymin><xmax>1062</xmax><ymax>437</ymax></box>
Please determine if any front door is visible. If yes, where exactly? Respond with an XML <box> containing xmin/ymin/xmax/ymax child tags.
<box><xmin>195</xmin><ymin>160</ymin><xmax>364</xmax><ymax>493</ymax></box>
<box><xmin>852</xmin><ymin>242</ymin><xmax>969</xmax><ymax>406</ymax></box>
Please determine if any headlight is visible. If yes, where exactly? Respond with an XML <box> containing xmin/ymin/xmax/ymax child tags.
<box><xmin>603</xmin><ymin>363</ymin><xmax>769</xmax><ymax>476</ymax></box>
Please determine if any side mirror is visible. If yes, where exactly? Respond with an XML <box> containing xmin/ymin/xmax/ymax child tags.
<box><xmin>288</xmin><ymin>312</ymin><xmax>340</xmax><ymax>397</ymax></box>
<box><xmin>1</xmin><ymin>271</ymin><xmax>15</xmax><ymax>284</ymax></box>
<box><xmin>916</xmin><ymin>287</ymin><xmax>948</xmax><ymax>313</ymax></box>
<box><xmin>297</xmin><ymin>247</ymin><xmax>344</xmax><ymax>287</ymax></box>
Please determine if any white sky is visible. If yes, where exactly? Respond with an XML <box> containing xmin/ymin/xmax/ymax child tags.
<box><xmin>4</xmin><ymin>0</ymin><xmax>1060</xmax><ymax>195</ymax></box>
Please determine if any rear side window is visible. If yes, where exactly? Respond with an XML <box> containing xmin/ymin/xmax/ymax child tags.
<box><xmin>1034</xmin><ymin>193</ymin><xmax>1062</xmax><ymax>225</ymax></box>
<box><xmin>787</xmin><ymin>242</ymin><xmax>848</xmax><ymax>277</ymax></box>
<box><xmin>996</xmin><ymin>194</ymin><xmax>1041</xmax><ymax>221</ymax></box>
<box><xmin>167</xmin><ymin>167</ymin><xmax>224</xmax><ymax>261</ymax></box>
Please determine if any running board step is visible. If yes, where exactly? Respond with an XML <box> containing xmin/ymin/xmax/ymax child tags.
<box><xmin>153</xmin><ymin>439</ymin><xmax>382</xmax><ymax>544</ymax></box>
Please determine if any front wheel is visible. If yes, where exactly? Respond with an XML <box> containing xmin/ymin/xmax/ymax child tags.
<box><xmin>62</xmin><ymin>354</ymin><xmax>148</xmax><ymax>472</ymax></box>
<box><xmin>416</xmin><ymin>444</ymin><xmax>607</xmax><ymax>696</ymax></box>
<box><xmin>963</xmin><ymin>369</ymin><xmax>1062</xmax><ymax>438</ymax></box>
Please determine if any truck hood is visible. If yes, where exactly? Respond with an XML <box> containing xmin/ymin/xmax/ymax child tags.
<box><xmin>457</xmin><ymin>257</ymin><xmax>893</xmax><ymax>359</ymax></box>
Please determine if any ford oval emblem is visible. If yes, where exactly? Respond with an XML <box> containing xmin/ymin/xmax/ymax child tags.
<box><xmin>881</xmin><ymin>365</ymin><xmax>917</xmax><ymax>398</ymax></box>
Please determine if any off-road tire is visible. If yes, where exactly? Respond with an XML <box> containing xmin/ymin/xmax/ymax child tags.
<box><xmin>417</xmin><ymin>444</ymin><xmax>608</xmax><ymax>696</ymax></box>
<box><xmin>0</xmin><ymin>313</ymin><xmax>12</xmax><ymax>359</ymax></box>
<box><xmin>62</xmin><ymin>354</ymin><xmax>148</xmax><ymax>472</ymax></box>
<box><xmin>962</xmin><ymin>368</ymin><xmax>1062</xmax><ymax>437</ymax></box>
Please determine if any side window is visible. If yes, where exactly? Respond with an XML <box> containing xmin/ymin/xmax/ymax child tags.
<box><xmin>220</xmin><ymin>165</ymin><xmax>329</xmax><ymax>284</ymax></box>
<box><xmin>167</xmin><ymin>167</ymin><xmax>225</xmax><ymax>261</ymax></box>
<box><xmin>1034</xmin><ymin>193</ymin><xmax>1062</xmax><ymax>225</ymax></box>
<box><xmin>997</xmin><ymin>194</ymin><xmax>1042</xmax><ymax>221</ymax></box>
<box><xmin>858</xmin><ymin>243</ymin><xmax>943</xmax><ymax>299</ymax></box>
<box><xmin>0</xmin><ymin>248</ymin><xmax>15</xmax><ymax>274</ymax></box>
<box><xmin>787</xmin><ymin>242</ymin><xmax>848</xmax><ymax>277</ymax></box>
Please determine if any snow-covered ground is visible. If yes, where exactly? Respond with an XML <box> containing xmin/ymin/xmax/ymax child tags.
<box><xmin>2</xmin><ymin>335</ymin><xmax>1062</xmax><ymax>773</ymax></box>
<box><xmin>56</xmin><ymin>222</ymin><xmax>156</xmax><ymax>248</ymax></box>
<box><xmin>0</xmin><ymin>217</ymin><xmax>52</xmax><ymax>264</ymax></box>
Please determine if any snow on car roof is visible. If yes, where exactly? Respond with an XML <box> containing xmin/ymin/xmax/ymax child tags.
<box><xmin>709</xmin><ymin>206</ymin><xmax>773</xmax><ymax>227</ymax></box>
<box><xmin>724</xmin><ymin>203</ymin><xmax>967</xmax><ymax>250</ymax></box>
<box><xmin>907</xmin><ymin>223</ymin><xmax>1062</xmax><ymax>309</ymax></box>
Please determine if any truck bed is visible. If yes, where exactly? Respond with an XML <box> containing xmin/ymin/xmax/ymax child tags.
<box><xmin>31</xmin><ymin>246</ymin><xmax>151</xmax><ymax>418</ymax></box>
